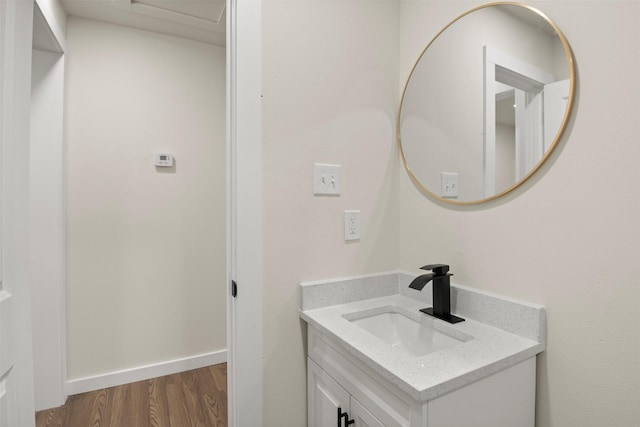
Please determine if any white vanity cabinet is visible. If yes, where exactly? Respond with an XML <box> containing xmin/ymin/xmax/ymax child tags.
<box><xmin>301</xmin><ymin>272</ymin><xmax>545</xmax><ymax>427</ymax></box>
<box><xmin>307</xmin><ymin>326</ymin><xmax>537</xmax><ymax>427</ymax></box>
<box><xmin>308</xmin><ymin>359</ymin><xmax>385</xmax><ymax>427</ymax></box>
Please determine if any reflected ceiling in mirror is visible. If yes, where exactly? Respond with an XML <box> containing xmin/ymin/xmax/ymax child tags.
<box><xmin>398</xmin><ymin>2</ymin><xmax>575</xmax><ymax>204</ymax></box>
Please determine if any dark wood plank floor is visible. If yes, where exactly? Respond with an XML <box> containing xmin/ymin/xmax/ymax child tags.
<box><xmin>35</xmin><ymin>363</ymin><xmax>227</xmax><ymax>427</ymax></box>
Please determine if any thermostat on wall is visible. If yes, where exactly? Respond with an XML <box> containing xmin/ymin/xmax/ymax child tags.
<box><xmin>154</xmin><ymin>153</ymin><xmax>174</xmax><ymax>167</ymax></box>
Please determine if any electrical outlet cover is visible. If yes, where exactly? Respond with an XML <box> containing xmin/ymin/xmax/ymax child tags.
<box><xmin>344</xmin><ymin>210</ymin><xmax>361</xmax><ymax>241</ymax></box>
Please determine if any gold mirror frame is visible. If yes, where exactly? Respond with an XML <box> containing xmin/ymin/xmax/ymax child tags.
<box><xmin>398</xmin><ymin>2</ymin><xmax>576</xmax><ymax>205</ymax></box>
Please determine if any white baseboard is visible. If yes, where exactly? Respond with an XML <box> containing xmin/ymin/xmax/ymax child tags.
<box><xmin>66</xmin><ymin>349</ymin><xmax>226</xmax><ymax>396</ymax></box>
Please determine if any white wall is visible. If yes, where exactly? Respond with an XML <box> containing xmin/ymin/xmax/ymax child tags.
<box><xmin>65</xmin><ymin>18</ymin><xmax>227</xmax><ymax>383</ymax></box>
<box><xmin>398</xmin><ymin>2</ymin><xmax>640</xmax><ymax>426</ymax></box>
<box><xmin>261</xmin><ymin>1</ymin><xmax>639</xmax><ymax>426</ymax></box>
<box><xmin>495</xmin><ymin>123</ymin><xmax>515</xmax><ymax>194</ymax></box>
<box><xmin>262</xmin><ymin>1</ymin><xmax>400</xmax><ymax>425</ymax></box>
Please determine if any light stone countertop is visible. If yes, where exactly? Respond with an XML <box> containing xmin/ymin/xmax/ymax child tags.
<box><xmin>300</xmin><ymin>271</ymin><xmax>545</xmax><ymax>402</ymax></box>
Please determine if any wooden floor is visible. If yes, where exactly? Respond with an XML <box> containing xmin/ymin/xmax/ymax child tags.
<box><xmin>35</xmin><ymin>364</ymin><xmax>227</xmax><ymax>427</ymax></box>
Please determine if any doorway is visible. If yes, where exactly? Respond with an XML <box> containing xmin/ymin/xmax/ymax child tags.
<box><xmin>28</xmin><ymin>1</ymin><xmax>264</xmax><ymax>425</ymax></box>
<box><xmin>61</xmin><ymin>17</ymin><xmax>227</xmax><ymax>396</ymax></box>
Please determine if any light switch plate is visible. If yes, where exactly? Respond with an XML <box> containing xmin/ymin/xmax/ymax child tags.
<box><xmin>441</xmin><ymin>172</ymin><xmax>458</xmax><ymax>198</ymax></box>
<box><xmin>313</xmin><ymin>163</ymin><xmax>341</xmax><ymax>195</ymax></box>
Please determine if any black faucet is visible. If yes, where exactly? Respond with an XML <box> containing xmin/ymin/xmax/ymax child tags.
<box><xmin>409</xmin><ymin>264</ymin><xmax>465</xmax><ymax>324</ymax></box>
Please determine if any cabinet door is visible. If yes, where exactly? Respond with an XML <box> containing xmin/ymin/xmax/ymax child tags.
<box><xmin>308</xmin><ymin>358</ymin><xmax>350</xmax><ymax>427</ymax></box>
<box><xmin>351</xmin><ymin>398</ymin><xmax>386</xmax><ymax>427</ymax></box>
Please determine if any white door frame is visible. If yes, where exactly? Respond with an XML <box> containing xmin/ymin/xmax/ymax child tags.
<box><xmin>30</xmin><ymin>0</ymin><xmax>67</xmax><ymax>411</ymax></box>
<box><xmin>226</xmin><ymin>0</ymin><xmax>263</xmax><ymax>426</ymax></box>
<box><xmin>0</xmin><ymin>0</ymin><xmax>37</xmax><ymax>425</ymax></box>
<box><xmin>542</xmin><ymin>79</ymin><xmax>570</xmax><ymax>153</ymax></box>
<box><xmin>483</xmin><ymin>45</ymin><xmax>553</xmax><ymax>197</ymax></box>
<box><xmin>3</xmin><ymin>0</ymin><xmax>262</xmax><ymax>422</ymax></box>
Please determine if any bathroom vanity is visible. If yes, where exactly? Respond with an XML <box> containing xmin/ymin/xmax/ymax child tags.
<box><xmin>300</xmin><ymin>272</ymin><xmax>546</xmax><ymax>427</ymax></box>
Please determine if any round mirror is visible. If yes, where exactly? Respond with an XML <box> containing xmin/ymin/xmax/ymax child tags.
<box><xmin>398</xmin><ymin>2</ymin><xmax>575</xmax><ymax>204</ymax></box>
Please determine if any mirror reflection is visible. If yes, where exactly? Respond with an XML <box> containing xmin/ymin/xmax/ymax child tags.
<box><xmin>399</xmin><ymin>3</ymin><xmax>575</xmax><ymax>204</ymax></box>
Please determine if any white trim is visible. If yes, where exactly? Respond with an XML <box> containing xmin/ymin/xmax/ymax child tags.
<box><xmin>29</xmin><ymin>3</ymin><xmax>68</xmax><ymax>411</ymax></box>
<box><xmin>483</xmin><ymin>46</ymin><xmax>497</xmax><ymax>198</ymax></box>
<box><xmin>33</xmin><ymin>0</ymin><xmax>67</xmax><ymax>53</ymax></box>
<box><xmin>483</xmin><ymin>45</ymin><xmax>553</xmax><ymax>197</ymax></box>
<box><xmin>485</xmin><ymin>46</ymin><xmax>553</xmax><ymax>86</ymax></box>
<box><xmin>0</xmin><ymin>1</ymin><xmax>38</xmax><ymax>423</ymax></box>
<box><xmin>227</xmin><ymin>0</ymin><xmax>263</xmax><ymax>425</ymax></box>
<box><xmin>225</xmin><ymin>0</ymin><xmax>236</xmax><ymax>424</ymax></box>
<box><xmin>30</xmin><ymin>48</ymin><xmax>67</xmax><ymax>411</ymax></box>
<box><xmin>65</xmin><ymin>350</ymin><xmax>227</xmax><ymax>396</ymax></box>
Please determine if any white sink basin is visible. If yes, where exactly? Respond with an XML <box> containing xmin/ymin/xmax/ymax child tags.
<box><xmin>349</xmin><ymin>309</ymin><xmax>467</xmax><ymax>357</ymax></box>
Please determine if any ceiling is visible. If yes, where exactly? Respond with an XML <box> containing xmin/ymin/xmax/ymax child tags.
<box><xmin>60</xmin><ymin>0</ymin><xmax>226</xmax><ymax>46</ymax></box>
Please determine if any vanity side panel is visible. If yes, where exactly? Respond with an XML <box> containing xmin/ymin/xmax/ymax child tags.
<box><xmin>426</xmin><ymin>357</ymin><xmax>536</xmax><ymax>427</ymax></box>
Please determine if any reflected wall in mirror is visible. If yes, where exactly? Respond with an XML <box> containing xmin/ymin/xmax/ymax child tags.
<box><xmin>398</xmin><ymin>2</ymin><xmax>575</xmax><ymax>204</ymax></box>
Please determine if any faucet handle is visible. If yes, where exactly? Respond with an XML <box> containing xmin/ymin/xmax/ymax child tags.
<box><xmin>420</xmin><ymin>264</ymin><xmax>450</xmax><ymax>275</ymax></box>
